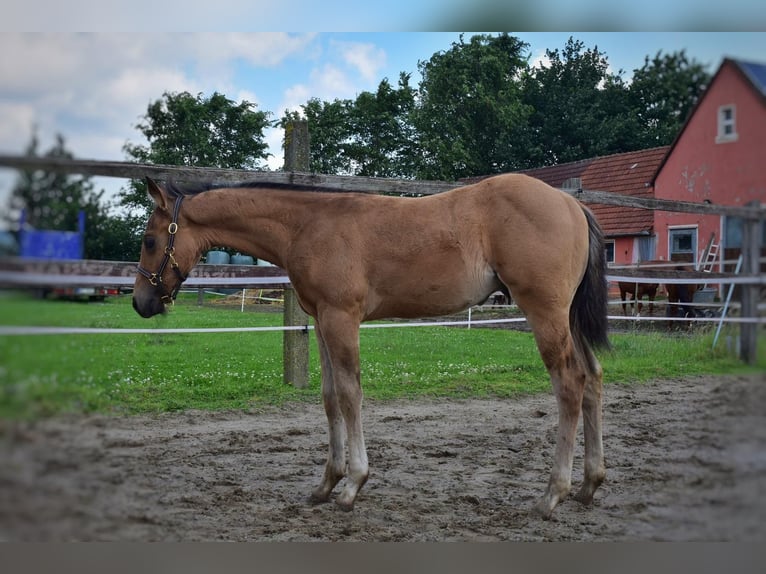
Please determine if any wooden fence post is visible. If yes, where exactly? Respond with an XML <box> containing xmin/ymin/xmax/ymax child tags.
<box><xmin>740</xmin><ymin>201</ymin><xmax>761</xmax><ymax>365</ymax></box>
<box><xmin>282</xmin><ymin>120</ymin><xmax>311</xmax><ymax>388</ymax></box>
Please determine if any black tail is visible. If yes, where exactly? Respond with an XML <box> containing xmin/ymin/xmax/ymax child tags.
<box><xmin>570</xmin><ymin>206</ymin><xmax>611</xmax><ymax>372</ymax></box>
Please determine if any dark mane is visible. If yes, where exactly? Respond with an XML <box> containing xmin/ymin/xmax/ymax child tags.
<box><xmin>163</xmin><ymin>179</ymin><xmax>337</xmax><ymax>198</ymax></box>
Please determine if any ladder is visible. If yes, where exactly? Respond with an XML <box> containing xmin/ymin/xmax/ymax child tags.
<box><xmin>698</xmin><ymin>233</ymin><xmax>720</xmax><ymax>289</ymax></box>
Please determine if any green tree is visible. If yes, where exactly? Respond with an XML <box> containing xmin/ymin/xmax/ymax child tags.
<box><xmin>85</xmin><ymin>210</ymin><xmax>145</xmax><ymax>262</ymax></box>
<box><xmin>346</xmin><ymin>73</ymin><xmax>418</xmax><ymax>178</ymax></box>
<box><xmin>281</xmin><ymin>98</ymin><xmax>354</xmax><ymax>175</ymax></box>
<box><xmin>120</xmin><ymin>91</ymin><xmax>272</xmax><ymax>216</ymax></box>
<box><xmin>281</xmin><ymin>75</ymin><xmax>418</xmax><ymax>179</ymax></box>
<box><xmin>413</xmin><ymin>33</ymin><xmax>531</xmax><ymax>180</ymax></box>
<box><xmin>628</xmin><ymin>50</ymin><xmax>711</xmax><ymax>148</ymax></box>
<box><xmin>5</xmin><ymin>132</ymin><xmax>132</xmax><ymax>260</ymax></box>
<box><xmin>520</xmin><ymin>37</ymin><xmax>633</xmax><ymax>166</ymax></box>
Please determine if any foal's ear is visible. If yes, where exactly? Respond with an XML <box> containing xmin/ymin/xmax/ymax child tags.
<box><xmin>145</xmin><ymin>177</ymin><xmax>170</xmax><ymax>212</ymax></box>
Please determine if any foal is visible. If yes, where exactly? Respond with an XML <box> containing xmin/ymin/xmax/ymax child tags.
<box><xmin>132</xmin><ymin>174</ymin><xmax>610</xmax><ymax>519</ymax></box>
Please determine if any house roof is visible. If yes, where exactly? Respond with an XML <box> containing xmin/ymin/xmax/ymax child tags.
<box><xmin>651</xmin><ymin>57</ymin><xmax>766</xmax><ymax>184</ymax></box>
<box><xmin>738</xmin><ymin>60</ymin><xmax>766</xmax><ymax>98</ymax></box>
<box><xmin>515</xmin><ymin>146</ymin><xmax>669</xmax><ymax>237</ymax></box>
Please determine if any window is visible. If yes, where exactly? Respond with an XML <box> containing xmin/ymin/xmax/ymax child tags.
<box><xmin>669</xmin><ymin>227</ymin><xmax>697</xmax><ymax>263</ymax></box>
<box><xmin>637</xmin><ymin>236</ymin><xmax>656</xmax><ymax>262</ymax></box>
<box><xmin>725</xmin><ymin>216</ymin><xmax>766</xmax><ymax>249</ymax></box>
<box><xmin>604</xmin><ymin>240</ymin><xmax>615</xmax><ymax>264</ymax></box>
<box><xmin>716</xmin><ymin>105</ymin><xmax>738</xmax><ymax>143</ymax></box>
<box><xmin>724</xmin><ymin>216</ymin><xmax>743</xmax><ymax>249</ymax></box>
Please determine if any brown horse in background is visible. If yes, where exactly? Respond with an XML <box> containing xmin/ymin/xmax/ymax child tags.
<box><xmin>616</xmin><ymin>259</ymin><xmax>667</xmax><ymax>316</ymax></box>
<box><xmin>666</xmin><ymin>281</ymin><xmax>703</xmax><ymax>320</ymax></box>
<box><xmin>132</xmin><ymin>173</ymin><xmax>610</xmax><ymax>519</ymax></box>
<box><xmin>618</xmin><ymin>281</ymin><xmax>659</xmax><ymax>316</ymax></box>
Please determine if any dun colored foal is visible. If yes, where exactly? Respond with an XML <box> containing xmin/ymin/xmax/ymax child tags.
<box><xmin>132</xmin><ymin>174</ymin><xmax>610</xmax><ymax>519</ymax></box>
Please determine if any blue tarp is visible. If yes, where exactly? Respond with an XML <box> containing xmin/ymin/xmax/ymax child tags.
<box><xmin>20</xmin><ymin>230</ymin><xmax>83</xmax><ymax>260</ymax></box>
<box><xmin>18</xmin><ymin>210</ymin><xmax>85</xmax><ymax>260</ymax></box>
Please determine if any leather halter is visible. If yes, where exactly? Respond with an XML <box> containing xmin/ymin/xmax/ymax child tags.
<box><xmin>136</xmin><ymin>194</ymin><xmax>188</xmax><ymax>304</ymax></box>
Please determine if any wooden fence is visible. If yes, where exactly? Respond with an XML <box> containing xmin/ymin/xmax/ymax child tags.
<box><xmin>1</xmin><ymin>121</ymin><xmax>764</xmax><ymax>371</ymax></box>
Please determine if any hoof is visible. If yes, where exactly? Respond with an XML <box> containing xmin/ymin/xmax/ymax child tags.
<box><xmin>309</xmin><ymin>492</ymin><xmax>331</xmax><ymax>505</ymax></box>
<box><xmin>309</xmin><ymin>480</ymin><xmax>338</xmax><ymax>505</ymax></box>
<box><xmin>335</xmin><ymin>498</ymin><xmax>355</xmax><ymax>512</ymax></box>
<box><xmin>572</xmin><ymin>488</ymin><xmax>594</xmax><ymax>506</ymax></box>
<box><xmin>572</xmin><ymin>474</ymin><xmax>604</xmax><ymax>506</ymax></box>
<box><xmin>532</xmin><ymin>499</ymin><xmax>555</xmax><ymax>520</ymax></box>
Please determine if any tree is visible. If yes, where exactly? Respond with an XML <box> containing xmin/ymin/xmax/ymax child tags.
<box><xmin>119</xmin><ymin>91</ymin><xmax>272</xmax><ymax>216</ymax></box>
<box><xmin>4</xmin><ymin>132</ymin><xmax>132</xmax><ymax>260</ymax></box>
<box><xmin>413</xmin><ymin>33</ymin><xmax>531</xmax><ymax>180</ymax></box>
<box><xmin>520</xmin><ymin>37</ymin><xmax>634</xmax><ymax>166</ymax></box>
<box><xmin>345</xmin><ymin>73</ymin><xmax>418</xmax><ymax>178</ymax></box>
<box><xmin>281</xmin><ymin>98</ymin><xmax>354</xmax><ymax>175</ymax></box>
<box><xmin>628</xmin><ymin>50</ymin><xmax>711</xmax><ymax>148</ymax></box>
<box><xmin>281</xmin><ymin>74</ymin><xmax>417</xmax><ymax>179</ymax></box>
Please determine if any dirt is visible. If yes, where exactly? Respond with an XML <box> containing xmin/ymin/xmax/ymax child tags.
<box><xmin>1</xmin><ymin>374</ymin><xmax>764</xmax><ymax>541</ymax></box>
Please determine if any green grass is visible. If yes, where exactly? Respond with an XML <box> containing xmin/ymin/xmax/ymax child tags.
<box><xmin>1</xmin><ymin>291</ymin><xmax>763</xmax><ymax>419</ymax></box>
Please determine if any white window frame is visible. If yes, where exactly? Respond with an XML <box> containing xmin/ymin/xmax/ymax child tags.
<box><xmin>716</xmin><ymin>104</ymin><xmax>738</xmax><ymax>143</ymax></box>
<box><xmin>668</xmin><ymin>226</ymin><xmax>698</xmax><ymax>264</ymax></box>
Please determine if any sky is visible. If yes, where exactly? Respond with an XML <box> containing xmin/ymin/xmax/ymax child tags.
<box><xmin>1</xmin><ymin>29</ymin><xmax>765</xmax><ymax>223</ymax></box>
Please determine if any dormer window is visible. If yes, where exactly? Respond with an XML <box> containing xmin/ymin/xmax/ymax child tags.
<box><xmin>716</xmin><ymin>104</ymin><xmax>738</xmax><ymax>143</ymax></box>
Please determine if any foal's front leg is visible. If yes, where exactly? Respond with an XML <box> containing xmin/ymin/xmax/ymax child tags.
<box><xmin>311</xmin><ymin>313</ymin><xmax>369</xmax><ymax>510</ymax></box>
<box><xmin>310</xmin><ymin>327</ymin><xmax>347</xmax><ymax>504</ymax></box>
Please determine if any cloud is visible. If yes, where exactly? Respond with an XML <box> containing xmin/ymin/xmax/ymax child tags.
<box><xmin>264</xmin><ymin>128</ymin><xmax>286</xmax><ymax>171</ymax></box>
<box><xmin>0</xmin><ymin>102</ymin><xmax>37</xmax><ymax>146</ymax></box>
<box><xmin>335</xmin><ymin>41</ymin><xmax>387</xmax><ymax>83</ymax></box>
<box><xmin>0</xmin><ymin>33</ymin><xmax>316</xmax><ymax>153</ymax></box>
<box><xmin>311</xmin><ymin>64</ymin><xmax>356</xmax><ymax>97</ymax></box>
<box><xmin>193</xmin><ymin>33</ymin><xmax>317</xmax><ymax>68</ymax></box>
<box><xmin>95</xmin><ymin>67</ymin><xmax>199</xmax><ymax>124</ymax></box>
<box><xmin>279</xmin><ymin>84</ymin><xmax>312</xmax><ymax>116</ymax></box>
<box><xmin>273</xmin><ymin>61</ymin><xmax>366</xmax><ymax>122</ymax></box>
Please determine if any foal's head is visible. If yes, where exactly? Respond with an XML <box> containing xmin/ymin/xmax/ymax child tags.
<box><xmin>132</xmin><ymin>178</ymin><xmax>204</xmax><ymax>318</ymax></box>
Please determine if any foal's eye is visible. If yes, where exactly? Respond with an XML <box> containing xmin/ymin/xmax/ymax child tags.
<box><xmin>144</xmin><ymin>236</ymin><xmax>156</xmax><ymax>249</ymax></box>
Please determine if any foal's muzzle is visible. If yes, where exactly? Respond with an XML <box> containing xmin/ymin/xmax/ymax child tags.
<box><xmin>132</xmin><ymin>290</ymin><xmax>167</xmax><ymax>318</ymax></box>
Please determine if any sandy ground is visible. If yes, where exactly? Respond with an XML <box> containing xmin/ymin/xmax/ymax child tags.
<box><xmin>0</xmin><ymin>373</ymin><xmax>764</xmax><ymax>541</ymax></box>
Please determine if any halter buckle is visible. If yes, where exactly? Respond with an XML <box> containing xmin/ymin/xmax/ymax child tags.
<box><xmin>168</xmin><ymin>222</ymin><xmax>178</xmax><ymax>235</ymax></box>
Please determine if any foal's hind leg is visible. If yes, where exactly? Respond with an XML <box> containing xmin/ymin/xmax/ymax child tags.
<box><xmin>572</xmin><ymin>349</ymin><xmax>605</xmax><ymax>505</ymax></box>
<box><xmin>309</xmin><ymin>326</ymin><xmax>347</xmax><ymax>504</ymax></box>
<box><xmin>523</xmin><ymin>308</ymin><xmax>587</xmax><ymax>519</ymax></box>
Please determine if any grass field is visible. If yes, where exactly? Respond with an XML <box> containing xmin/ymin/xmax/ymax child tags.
<box><xmin>1</xmin><ymin>291</ymin><xmax>763</xmax><ymax>419</ymax></box>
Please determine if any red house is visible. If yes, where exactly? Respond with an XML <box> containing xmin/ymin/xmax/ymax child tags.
<box><xmin>652</xmin><ymin>57</ymin><xmax>766</xmax><ymax>272</ymax></box>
